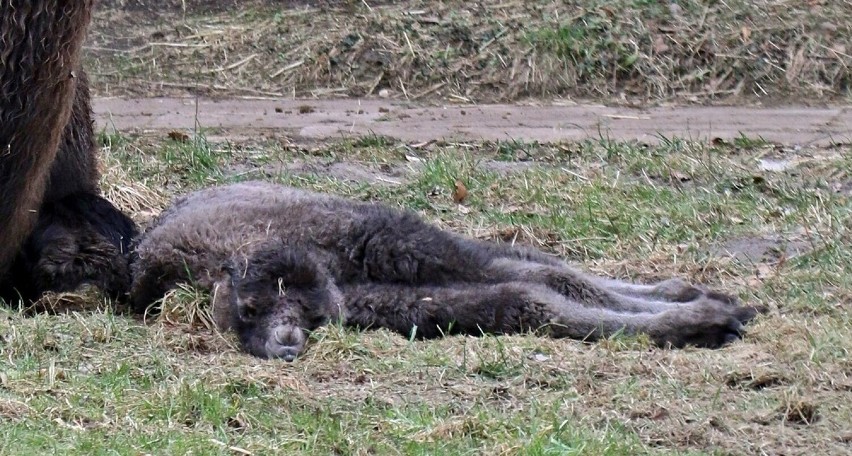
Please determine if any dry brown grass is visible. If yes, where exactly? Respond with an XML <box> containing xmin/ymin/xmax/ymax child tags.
<box><xmin>86</xmin><ymin>0</ymin><xmax>851</xmax><ymax>105</ymax></box>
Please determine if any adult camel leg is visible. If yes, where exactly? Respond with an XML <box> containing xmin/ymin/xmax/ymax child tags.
<box><xmin>0</xmin><ymin>1</ymin><xmax>95</xmax><ymax>278</ymax></box>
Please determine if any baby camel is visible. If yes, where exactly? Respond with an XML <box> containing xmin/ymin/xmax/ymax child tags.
<box><xmin>131</xmin><ymin>182</ymin><xmax>759</xmax><ymax>360</ymax></box>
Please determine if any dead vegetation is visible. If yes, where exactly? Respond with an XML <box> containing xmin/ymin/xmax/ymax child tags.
<box><xmin>87</xmin><ymin>0</ymin><xmax>851</xmax><ymax>105</ymax></box>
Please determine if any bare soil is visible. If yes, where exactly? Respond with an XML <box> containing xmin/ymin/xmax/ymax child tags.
<box><xmin>94</xmin><ymin>97</ymin><xmax>852</xmax><ymax>146</ymax></box>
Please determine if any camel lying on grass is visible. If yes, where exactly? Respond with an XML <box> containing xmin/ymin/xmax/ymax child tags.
<box><xmin>131</xmin><ymin>182</ymin><xmax>759</xmax><ymax>360</ymax></box>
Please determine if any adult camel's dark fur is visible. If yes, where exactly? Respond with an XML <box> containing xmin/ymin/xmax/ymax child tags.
<box><xmin>0</xmin><ymin>1</ymin><xmax>137</xmax><ymax>303</ymax></box>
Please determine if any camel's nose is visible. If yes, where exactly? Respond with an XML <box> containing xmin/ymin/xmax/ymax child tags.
<box><xmin>264</xmin><ymin>325</ymin><xmax>306</xmax><ymax>362</ymax></box>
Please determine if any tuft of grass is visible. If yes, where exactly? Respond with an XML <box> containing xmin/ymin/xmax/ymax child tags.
<box><xmin>98</xmin><ymin>130</ymin><xmax>171</xmax><ymax>218</ymax></box>
<box><xmin>525</xmin><ymin>15</ymin><xmax>641</xmax><ymax>84</ymax></box>
<box><xmin>493</xmin><ymin>138</ymin><xmax>539</xmax><ymax>162</ymax></box>
<box><xmin>159</xmin><ymin>132</ymin><xmax>229</xmax><ymax>187</ymax></box>
<box><xmin>733</xmin><ymin>132</ymin><xmax>770</xmax><ymax>149</ymax></box>
<box><xmin>155</xmin><ymin>283</ymin><xmax>218</xmax><ymax>331</ymax></box>
<box><xmin>352</xmin><ymin>132</ymin><xmax>396</xmax><ymax>149</ymax></box>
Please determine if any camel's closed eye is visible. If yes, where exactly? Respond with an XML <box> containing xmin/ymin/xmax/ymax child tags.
<box><xmin>238</xmin><ymin>301</ymin><xmax>259</xmax><ymax>321</ymax></box>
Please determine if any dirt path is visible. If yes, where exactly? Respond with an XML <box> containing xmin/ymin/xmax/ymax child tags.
<box><xmin>94</xmin><ymin>98</ymin><xmax>851</xmax><ymax>146</ymax></box>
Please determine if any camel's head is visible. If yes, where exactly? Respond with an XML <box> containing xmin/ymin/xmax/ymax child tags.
<box><xmin>225</xmin><ymin>244</ymin><xmax>340</xmax><ymax>361</ymax></box>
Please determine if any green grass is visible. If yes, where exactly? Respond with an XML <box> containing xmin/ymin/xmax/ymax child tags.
<box><xmin>159</xmin><ymin>132</ymin><xmax>230</xmax><ymax>186</ymax></box>
<box><xmin>0</xmin><ymin>308</ymin><xmax>649</xmax><ymax>455</ymax></box>
<box><xmin>525</xmin><ymin>12</ymin><xmax>641</xmax><ymax>81</ymax></box>
<box><xmin>2</xmin><ymin>132</ymin><xmax>851</xmax><ymax>454</ymax></box>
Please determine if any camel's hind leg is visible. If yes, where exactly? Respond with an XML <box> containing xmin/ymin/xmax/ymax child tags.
<box><xmin>592</xmin><ymin>276</ymin><xmax>740</xmax><ymax>307</ymax></box>
<box><xmin>385</xmin><ymin>231</ymin><xmax>745</xmax><ymax>316</ymax></box>
<box><xmin>482</xmin><ymin>257</ymin><xmax>758</xmax><ymax>323</ymax></box>
<box><xmin>343</xmin><ymin>208</ymin><xmax>757</xmax><ymax>328</ymax></box>
<box><xmin>340</xmin><ymin>282</ymin><xmax>747</xmax><ymax>348</ymax></box>
<box><xmin>471</xmin><ymin>240</ymin><xmax>741</xmax><ymax>308</ymax></box>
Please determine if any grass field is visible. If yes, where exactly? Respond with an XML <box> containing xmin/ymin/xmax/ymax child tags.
<box><xmin>1</xmin><ymin>0</ymin><xmax>851</xmax><ymax>454</ymax></box>
<box><xmin>2</xmin><ymin>130</ymin><xmax>849</xmax><ymax>454</ymax></box>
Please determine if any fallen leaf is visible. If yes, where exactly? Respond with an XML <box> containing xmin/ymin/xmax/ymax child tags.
<box><xmin>741</xmin><ymin>26</ymin><xmax>751</xmax><ymax>42</ymax></box>
<box><xmin>452</xmin><ymin>179</ymin><xmax>468</xmax><ymax>203</ymax></box>
<box><xmin>167</xmin><ymin>130</ymin><xmax>190</xmax><ymax>142</ymax></box>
